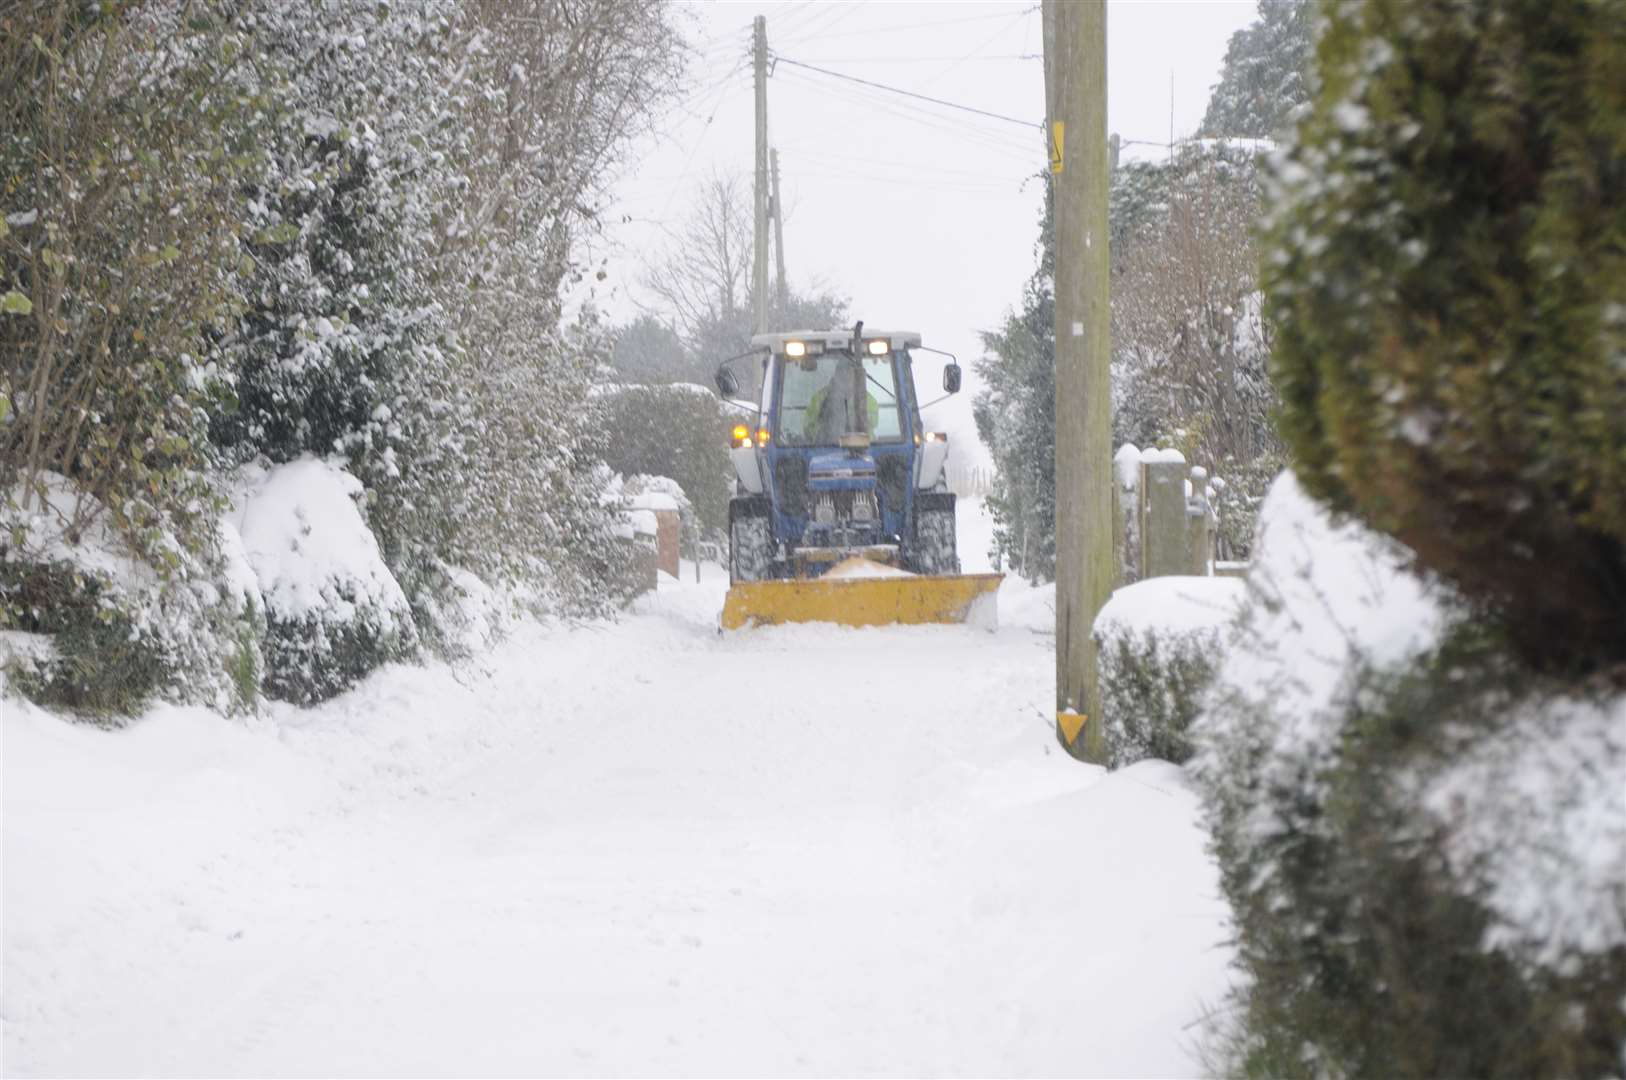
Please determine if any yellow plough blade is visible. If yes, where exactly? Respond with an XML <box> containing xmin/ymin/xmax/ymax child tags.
<box><xmin>721</xmin><ymin>571</ymin><xmax>1004</xmax><ymax>630</ymax></box>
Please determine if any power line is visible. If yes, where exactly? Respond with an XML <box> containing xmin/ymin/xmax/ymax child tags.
<box><xmin>771</xmin><ymin>55</ymin><xmax>1042</xmax><ymax>132</ymax></box>
<box><xmin>772</xmin><ymin>92</ymin><xmax>1032</xmax><ymax>173</ymax></box>
<box><xmin>774</xmin><ymin>145</ymin><xmax>1034</xmax><ymax>183</ymax></box>
<box><xmin>657</xmin><ymin>58</ymin><xmax>749</xmax><ymax>126</ymax></box>
<box><xmin>793</xmin><ymin>6</ymin><xmax>1038</xmax><ymax>44</ymax></box>
<box><xmin>772</xmin><ymin>67</ymin><xmax>1040</xmax><ymax>158</ymax></box>
<box><xmin>788</xmin><ymin>54</ymin><xmax>1041</xmax><ymax>63</ymax></box>
<box><xmin>650</xmin><ymin>62</ymin><xmax>748</xmax><ymax>220</ymax></box>
<box><xmin>772</xmin><ymin>89</ymin><xmax>1038</xmax><ymax>172</ymax></box>
<box><xmin>919</xmin><ymin>6</ymin><xmax>1035</xmax><ymax>89</ymax></box>
<box><xmin>785</xmin><ymin>2</ymin><xmax>860</xmax><ymax>42</ymax></box>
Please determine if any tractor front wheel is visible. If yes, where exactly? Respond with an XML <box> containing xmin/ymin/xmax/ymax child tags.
<box><xmin>911</xmin><ymin>492</ymin><xmax>960</xmax><ymax>576</ymax></box>
<box><xmin>729</xmin><ymin>496</ymin><xmax>773</xmax><ymax>583</ymax></box>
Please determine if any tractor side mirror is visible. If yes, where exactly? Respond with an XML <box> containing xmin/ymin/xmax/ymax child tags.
<box><xmin>943</xmin><ymin>363</ymin><xmax>962</xmax><ymax>394</ymax></box>
<box><xmin>715</xmin><ymin>366</ymin><xmax>739</xmax><ymax>399</ymax></box>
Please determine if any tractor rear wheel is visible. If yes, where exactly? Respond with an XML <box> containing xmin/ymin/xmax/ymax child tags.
<box><xmin>729</xmin><ymin>496</ymin><xmax>773</xmax><ymax>583</ymax></box>
<box><xmin>911</xmin><ymin>492</ymin><xmax>960</xmax><ymax>575</ymax></box>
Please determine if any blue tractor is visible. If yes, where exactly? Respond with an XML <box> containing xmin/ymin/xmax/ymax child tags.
<box><xmin>713</xmin><ymin>322</ymin><xmax>1001</xmax><ymax>629</ymax></box>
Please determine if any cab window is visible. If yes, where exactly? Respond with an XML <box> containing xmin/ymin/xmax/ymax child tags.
<box><xmin>776</xmin><ymin>351</ymin><xmax>903</xmax><ymax>445</ymax></box>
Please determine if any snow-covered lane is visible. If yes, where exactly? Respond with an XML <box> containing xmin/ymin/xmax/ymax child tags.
<box><xmin>3</xmin><ymin>513</ymin><xmax>1233</xmax><ymax>1077</ymax></box>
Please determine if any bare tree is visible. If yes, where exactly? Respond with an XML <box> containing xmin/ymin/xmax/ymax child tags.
<box><xmin>639</xmin><ymin>173</ymin><xmax>753</xmax><ymax>347</ymax></box>
<box><xmin>635</xmin><ymin>172</ymin><xmax>847</xmax><ymax>384</ymax></box>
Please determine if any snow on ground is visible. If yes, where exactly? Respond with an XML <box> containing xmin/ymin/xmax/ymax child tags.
<box><xmin>3</xmin><ymin>498</ymin><xmax>1232</xmax><ymax>1077</ymax></box>
<box><xmin>822</xmin><ymin>557</ymin><xmax>915</xmax><ymax>580</ymax></box>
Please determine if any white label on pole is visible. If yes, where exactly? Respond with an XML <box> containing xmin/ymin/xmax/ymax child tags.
<box><xmin>1085</xmin><ymin>231</ymin><xmax>1093</xmax><ymax>249</ymax></box>
<box><xmin>1071</xmin><ymin>321</ymin><xmax>1084</xmax><ymax>336</ymax></box>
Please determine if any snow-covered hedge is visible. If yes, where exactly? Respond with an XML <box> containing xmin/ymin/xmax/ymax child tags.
<box><xmin>1093</xmin><ymin>575</ymin><xmax>1244</xmax><ymax>768</ymax></box>
<box><xmin>1</xmin><ymin>474</ymin><xmax>262</xmax><ymax>719</ymax></box>
<box><xmin>231</xmin><ymin>459</ymin><xmax>415</xmax><ymax>705</ymax></box>
<box><xmin>1193</xmin><ymin>473</ymin><xmax>1626</xmax><ymax>1078</ymax></box>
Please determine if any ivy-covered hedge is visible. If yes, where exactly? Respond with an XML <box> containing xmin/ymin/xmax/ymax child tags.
<box><xmin>1262</xmin><ymin>0</ymin><xmax>1626</xmax><ymax>670</ymax></box>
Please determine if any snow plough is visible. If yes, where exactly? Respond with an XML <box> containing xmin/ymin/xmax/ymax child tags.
<box><xmin>713</xmin><ymin>322</ymin><xmax>1002</xmax><ymax>630</ymax></box>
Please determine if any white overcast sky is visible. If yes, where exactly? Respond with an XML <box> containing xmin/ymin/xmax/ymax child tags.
<box><xmin>591</xmin><ymin>0</ymin><xmax>1260</xmax><ymax>465</ymax></box>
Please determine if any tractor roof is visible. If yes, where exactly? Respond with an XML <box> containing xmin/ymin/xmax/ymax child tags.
<box><xmin>751</xmin><ymin>329</ymin><xmax>923</xmax><ymax>353</ymax></box>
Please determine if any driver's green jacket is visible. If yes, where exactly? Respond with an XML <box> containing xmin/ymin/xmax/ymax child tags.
<box><xmin>804</xmin><ymin>384</ymin><xmax>880</xmax><ymax>440</ymax></box>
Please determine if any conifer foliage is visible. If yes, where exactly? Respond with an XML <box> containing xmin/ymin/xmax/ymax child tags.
<box><xmin>1198</xmin><ymin>0</ymin><xmax>1314</xmax><ymax>139</ymax></box>
<box><xmin>1197</xmin><ymin>4</ymin><xmax>1626</xmax><ymax>1073</ymax></box>
<box><xmin>974</xmin><ymin>188</ymin><xmax>1056</xmax><ymax>582</ymax></box>
<box><xmin>1264</xmin><ymin>0</ymin><xmax>1626</xmax><ymax>669</ymax></box>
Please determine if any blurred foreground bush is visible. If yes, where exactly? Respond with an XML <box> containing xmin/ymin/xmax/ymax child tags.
<box><xmin>1263</xmin><ymin>0</ymin><xmax>1626</xmax><ymax>669</ymax></box>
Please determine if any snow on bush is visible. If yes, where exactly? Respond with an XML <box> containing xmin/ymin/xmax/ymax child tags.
<box><xmin>1422</xmin><ymin>691</ymin><xmax>1626</xmax><ymax>965</ymax></box>
<box><xmin>1195</xmin><ymin>472</ymin><xmax>1447</xmax><ymax>812</ymax></box>
<box><xmin>1192</xmin><ymin>472</ymin><xmax>1626</xmax><ymax>1078</ymax></box>
<box><xmin>1093</xmin><ymin>575</ymin><xmax>1244</xmax><ymax>767</ymax></box>
<box><xmin>231</xmin><ymin>458</ymin><xmax>415</xmax><ymax>705</ymax></box>
<box><xmin>408</xmin><ymin>564</ymin><xmax>509</xmax><ymax>663</ymax></box>
<box><xmin>1</xmin><ymin>473</ymin><xmax>261</xmax><ymax>718</ymax></box>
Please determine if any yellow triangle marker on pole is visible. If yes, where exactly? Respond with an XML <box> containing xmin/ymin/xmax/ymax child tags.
<box><xmin>1050</xmin><ymin>120</ymin><xmax>1065</xmax><ymax>174</ymax></box>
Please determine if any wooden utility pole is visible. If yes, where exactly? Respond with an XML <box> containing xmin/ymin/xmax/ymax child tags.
<box><xmin>770</xmin><ymin>146</ymin><xmax>788</xmax><ymax>325</ymax></box>
<box><xmin>1046</xmin><ymin>0</ymin><xmax>1112</xmax><ymax>762</ymax></box>
<box><xmin>752</xmin><ymin>15</ymin><xmax>770</xmax><ymax>336</ymax></box>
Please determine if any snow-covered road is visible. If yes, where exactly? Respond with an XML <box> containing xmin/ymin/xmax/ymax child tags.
<box><xmin>3</xmin><ymin>507</ymin><xmax>1233</xmax><ymax>1077</ymax></box>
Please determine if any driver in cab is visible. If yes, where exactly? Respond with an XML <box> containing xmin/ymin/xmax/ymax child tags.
<box><xmin>802</xmin><ymin>356</ymin><xmax>878</xmax><ymax>443</ymax></box>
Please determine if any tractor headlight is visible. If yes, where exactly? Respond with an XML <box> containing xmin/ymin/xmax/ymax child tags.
<box><xmin>866</xmin><ymin>339</ymin><xmax>889</xmax><ymax>356</ymax></box>
<box><xmin>784</xmin><ymin>340</ymin><xmax>806</xmax><ymax>358</ymax></box>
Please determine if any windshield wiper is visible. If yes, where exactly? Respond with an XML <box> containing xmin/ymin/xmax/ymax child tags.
<box><xmin>864</xmin><ymin>371</ymin><xmax>896</xmax><ymax>401</ymax></box>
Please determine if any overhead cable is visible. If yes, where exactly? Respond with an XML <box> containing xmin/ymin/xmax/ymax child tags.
<box><xmin>792</xmin><ymin>6</ymin><xmax>1038</xmax><ymax>44</ymax></box>
<box><xmin>771</xmin><ymin>55</ymin><xmax>1041</xmax><ymax>131</ymax></box>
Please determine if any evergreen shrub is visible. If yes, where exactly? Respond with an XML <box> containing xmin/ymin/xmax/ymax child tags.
<box><xmin>1093</xmin><ymin>576</ymin><xmax>1243</xmax><ymax>767</ymax></box>
<box><xmin>232</xmin><ymin>458</ymin><xmax>416</xmax><ymax>706</ymax></box>
<box><xmin>260</xmin><ymin>599</ymin><xmax>410</xmax><ymax>706</ymax></box>
<box><xmin>0</xmin><ymin>560</ymin><xmax>166</xmax><ymax>721</ymax></box>
<box><xmin>594</xmin><ymin>384</ymin><xmax>732</xmax><ymax>538</ymax></box>
<box><xmin>1201</xmin><ymin>625</ymin><xmax>1626</xmax><ymax>1079</ymax></box>
<box><xmin>1262</xmin><ymin>0</ymin><xmax>1626</xmax><ymax>668</ymax></box>
<box><xmin>1194</xmin><ymin>474</ymin><xmax>1626</xmax><ymax>1078</ymax></box>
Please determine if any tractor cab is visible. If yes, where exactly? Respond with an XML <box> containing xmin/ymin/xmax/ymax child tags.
<box><xmin>715</xmin><ymin>323</ymin><xmax>964</xmax><ymax>585</ymax></box>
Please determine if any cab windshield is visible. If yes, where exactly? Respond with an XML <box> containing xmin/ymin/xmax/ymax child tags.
<box><xmin>776</xmin><ymin>351</ymin><xmax>902</xmax><ymax>446</ymax></box>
